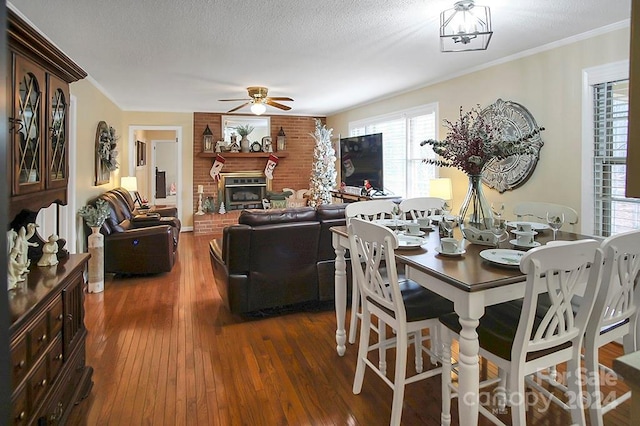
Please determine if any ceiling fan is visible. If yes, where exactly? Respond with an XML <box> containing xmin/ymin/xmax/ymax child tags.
<box><xmin>219</xmin><ymin>86</ymin><xmax>294</xmax><ymax>115</ymax></box>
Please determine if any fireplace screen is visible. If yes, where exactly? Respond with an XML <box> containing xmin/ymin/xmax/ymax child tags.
<box><xmin>218</xmin><ymin>171</ymin><xmax>272</xmax><ymax>211</ymax></box>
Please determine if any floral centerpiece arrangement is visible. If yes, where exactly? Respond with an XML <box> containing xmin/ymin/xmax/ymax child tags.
<box><xmin>98</xmin><ymin>125</ymin><xmax>119</xmax><ymax>171</ymax></box>
<box><xmin>421</xmin><ymin>105</ymin><xmax>544</xmax><ymax>231</ymax></box>
<box><xmin>78</xmin><ymin>199</ymin><xmax>110</xmax><ymax>228</ymax></box>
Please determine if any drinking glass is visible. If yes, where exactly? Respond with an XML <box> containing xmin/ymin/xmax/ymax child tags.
<box><xmin>490</xmin><ymin>218</ymin><xmax>506</xmax><ymax>248</ymax></box>
<box><xmin>546</xmin><ymin>212</ymin><xmax>564</xmax><ymax>240</ymax></box>
<box><xmin>441</xmin><ymin>215</ymin><xmax>458</xmax><ymax>238</ymax></box>
<box><xmin>392</xmin><ymin>204</ymin><xmax>402</xmax><ymax>232</ymax></box>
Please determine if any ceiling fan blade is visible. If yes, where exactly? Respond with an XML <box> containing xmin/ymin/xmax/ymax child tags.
<box><xmin>265</xmin><ymin>99</ymin><xmax>291</xmax><ymax>111</ymax></box>
<box><xmin>227</xmin><ymin>102</ymin><xmax>251</xmax><ymax>113</ymax></box>
<box><xmin>268</xmin><ymin>96</ymin><xmax>294</xmax><ymax>101</ymax></box>
<box><xmin>219</xmin><ymin>98</ymin><xmax>251</xmax><ymax>102</ymax></box>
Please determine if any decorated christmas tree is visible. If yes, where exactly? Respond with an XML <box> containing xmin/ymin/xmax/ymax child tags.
<box><xmin>308</xmin><ymin>119</ymin><xmax>337</xmax><ymax>207</ymax></box>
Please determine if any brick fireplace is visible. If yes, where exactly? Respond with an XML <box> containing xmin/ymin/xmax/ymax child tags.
<box><xmin>192</xmin><ymin>113</ymin><xmax>325</xmax><ymax>236</ymax></box>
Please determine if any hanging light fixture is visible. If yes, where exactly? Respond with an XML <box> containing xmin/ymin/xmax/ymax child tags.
<box><xmin>250</xmin><ymin>101</ymin><xmax>267</xmax><ymax>115</ymax></box>
<box><xmin>440</xmin><ymin>0</ymin><xmax>492</xmax><ymax>52</ymax></box>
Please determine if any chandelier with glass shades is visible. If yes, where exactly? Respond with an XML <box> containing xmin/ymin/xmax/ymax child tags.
<box><xmin>440</xmin><ymin>0</ymin><xmax>493</xmax><ymax>52</ymax></box>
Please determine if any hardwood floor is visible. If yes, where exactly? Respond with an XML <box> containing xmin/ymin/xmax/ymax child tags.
<box><xmin>67</xmin><ymin>232</ymin><xmax>630</xmax><ymax>425</ymax></box>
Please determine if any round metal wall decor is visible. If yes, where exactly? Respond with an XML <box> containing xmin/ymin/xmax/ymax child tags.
<box><xmin>480</xmin><ymin>99</ymin><xmax>544</xmax><ymax>193</ymax></box>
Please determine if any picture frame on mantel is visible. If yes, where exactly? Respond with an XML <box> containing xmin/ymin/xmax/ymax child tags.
<box><xmin>95</xmin><ymin>121</ymin><xmax>110</xmax><ymax>185</ymax></box>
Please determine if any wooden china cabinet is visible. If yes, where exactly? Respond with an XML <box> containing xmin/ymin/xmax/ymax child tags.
<box><xmin>6</xmin><ymin>8</ymin><xmax>93</xmax><ymax>426</ymax></box>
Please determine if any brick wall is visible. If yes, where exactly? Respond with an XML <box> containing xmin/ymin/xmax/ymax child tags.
<box><xmin>193</xmin><ymin>113</ymin><xmax>325</xmax><ymax>235</ymax></box>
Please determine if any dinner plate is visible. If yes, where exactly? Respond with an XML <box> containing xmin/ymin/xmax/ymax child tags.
<box><xmin>434</xmin><ymin>247</ymin><xmax>466</xmax><ymax>257</ymax></box>
<box><xmin>397</xmin><ymin>235</ymin><xmax>426</xmax><ymax>249</ymax></box>
<box><xmin>506</xmin><ymin>221</ymin><xmax>550</xmax><ymax>231</ymax></box>
<box><xmin>402</xmin><ymin>230</ymin><xmax>426</xmax><ymax>237</ymax></box>
<box><xmin>375</xmin><ymin>218</ymin><xmax>411</xmax><ymax>228</ymax></box>
<box><xmin>479</xmin><ymin>249</ymin><xmax>526</xmax><ymax>268</ymax></box>
<box><xmin>509</xmin><ymin>239</ymin><xmax>541</xmax><ymax>249</ymax></box>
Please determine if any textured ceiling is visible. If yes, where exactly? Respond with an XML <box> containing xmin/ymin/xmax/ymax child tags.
<box><xmin>7</xmin><ymin>0</ymin><xmax>632</xmax><ymax>116</ymax></box>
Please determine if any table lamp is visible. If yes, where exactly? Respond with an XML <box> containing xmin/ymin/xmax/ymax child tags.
<box><xmin>121</xmin><ymin>176</ymin><xmax>144</xmax><ymax>207</ymax></box>
<box><xmin>429</xmin><ymin>178</ymin><xmax>453</xmax><ymax>203</ymax></box>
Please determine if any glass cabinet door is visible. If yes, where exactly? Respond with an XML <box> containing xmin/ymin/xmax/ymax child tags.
<box><xmin>47</xmin><ymin>75</ymin><xmax>69</xmax><ymax>188</ymax></box>
<box><xmin>13</xmin><ymin>55</ymin><xmax>45</xmax><ymax>195</ymax></box>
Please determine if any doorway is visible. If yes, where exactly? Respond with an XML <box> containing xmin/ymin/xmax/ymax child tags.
<box><xmin>128</xmin><ymin>126</ymin><xmax>183</xmax><ymax>226</ymax></box>
<box><xmin>152</xmin><ymin>140</ymin><xmax>178</xmax><ymax>206</ymax></box>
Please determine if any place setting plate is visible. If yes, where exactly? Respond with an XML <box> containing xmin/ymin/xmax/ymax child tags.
<box><xmin>397</xmin><ymin>234</ymin><xmax>427</xmax><ymax>250</ymax></box>
<box><xmin>479</xmin><ymin>249</ymin><xmax>526</xmax><ymax>268</ymax></box>
<box><xmin>401</xmin><ymin>230</ymin><xmax>426</xmax><ymax>237</ymax></box>
<box><xmin>375</xmin><ymin>218</ymin><xmax>411</xmax><ymax>228</ymax></box>
<box><xmin>506</xmin><ymin>221</ymin><xmax>550</xmax><ymax>231</ymax></box>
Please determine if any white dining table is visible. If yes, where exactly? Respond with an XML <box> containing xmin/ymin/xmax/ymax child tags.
<box><xmin>330</xmin><ymin>224</ymin><xmax>592</xmax><ymax>426</ymax></box>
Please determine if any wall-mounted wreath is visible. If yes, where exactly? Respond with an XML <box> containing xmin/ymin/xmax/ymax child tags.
<box><xmin>95</xmin><ymin>121</ymin><xmax>119</xmax><ymax>185</ymax></box>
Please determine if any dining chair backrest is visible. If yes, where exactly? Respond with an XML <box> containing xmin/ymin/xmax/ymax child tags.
<box><xmin>514</xmin><ymin>239</ymin><xmax>601</xmax><ymax>363</ymax></box>
<box><xmin>347</xmin><ymin>218</ymin><xmax>405</xmax><ymax>319</ymax></box>
<box><xmin>399</xmin><ymin>197</ymin><xmax>444</xmax><ymax>220</ymax></box>
<box><xmin>587</xmin><ymin>229</ymin><xmax>640</xmax><ymax>347</ymax></box>
<box><xmin>345</xmin><ymin>199</ymin><xmax>397</xmax><ymax>224</ymax></box>
<box><xmin>513</xmin><ymin>202</ymin><xmax>579</xmax><ymax>230</ymax></box>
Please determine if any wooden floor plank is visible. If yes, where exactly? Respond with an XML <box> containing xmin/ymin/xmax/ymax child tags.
<box><xmin>66</xmin><ymin>232</ymin><xmax>631</xmax><ymax>426</ymax></box>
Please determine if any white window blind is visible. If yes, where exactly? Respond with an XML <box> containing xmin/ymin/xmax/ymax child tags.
<box><xmin>349</xmin><ymin>105</ymin><xmax>437</xmax><ymax>198</ymax></box>
<box><xmin>593</xmin><ymin>79</ymin><xmax>640</xmax><ymax>236</ymax></box>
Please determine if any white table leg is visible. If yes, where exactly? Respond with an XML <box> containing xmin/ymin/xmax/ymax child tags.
<box><xmin>457</xmin><ymin>315</ymin><xmax>480</xmax><ymax>426</ymax></box>
<box><xmin>333</xmin><ymin>234</ymin><xmax>347</xmax><ymax>356</ymax></box>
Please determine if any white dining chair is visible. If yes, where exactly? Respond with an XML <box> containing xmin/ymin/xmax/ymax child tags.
<box><xmin>345</xmin><ymin>199</ymin><xmax>397</xmax><ymax>346</ymax></box>
<box><xmin>583</xmin><ymin>229</ymin><xmax>640</xmax><ymax>426</ymax></box>
<box><xmin>512</xmin><ymin>201</ymin><xmax>579</xmax><ymax>231</ymax></box>
<box><xmin>399</xmin><ymin>197</ymin><xmax>445</xmax><ymax>221</ymax></box>
<box><xmin>439</xmin><ymin>239</ymin><xmax>602</xmax><ymax>426</ymax></box>
<box><xmin>348</xmin><ymin>218</ymin><xmax>454</xmax><ymax>426</ymax></box>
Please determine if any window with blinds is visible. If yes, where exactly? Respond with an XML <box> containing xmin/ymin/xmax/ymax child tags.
<box><xmin>593</xmin><ymin>79</ymin><xmax>639</xmax><ymax>236</ymax></box>
<box><xmin>349</xmin><ymin>105</ymin><xmax>437</xmax><ymax>198</ymax></box>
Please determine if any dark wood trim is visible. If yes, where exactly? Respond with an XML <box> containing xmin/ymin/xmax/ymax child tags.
<box><xmin>0</xmin><ymin>6</ymin><xmax>11</xmax><ymax>426</ymax></box>
<box><xmin>7</xmin><ymin>8</ymin><xmax>86</xmax><ymax>83</ymax></box>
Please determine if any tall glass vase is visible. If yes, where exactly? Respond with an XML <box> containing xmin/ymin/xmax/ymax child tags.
<box><xmin>459</xmin><ymin>174</ymin><xmax>493</xmax><ymax>231</ymax></box>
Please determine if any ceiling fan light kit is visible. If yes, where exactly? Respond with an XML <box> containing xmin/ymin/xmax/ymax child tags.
<box><xmin>250</xmin><ymin>102</ymin><xmax>267</xmax><ymax>115</ymax></box>
<box><xmin>440</xmin><ymin>0</ymin><xmax>493</xmax><ymax>52</ymax></box>
<box><xmin>220</xmin><ymin>86</ymin><xmax>294</xmax><ymax>115</ymax></box>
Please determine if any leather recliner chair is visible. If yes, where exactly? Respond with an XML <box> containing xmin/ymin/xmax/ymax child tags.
<box><xmin>87</xmin><ymin>188</ymin><xmax>181</xmax><ymax>275</ymax></box>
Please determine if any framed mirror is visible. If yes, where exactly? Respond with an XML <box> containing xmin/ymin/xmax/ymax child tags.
<box><xmin>222</xmin><ymin>115</ymin><xmax>270</xmax><ymax>143</ymax></box>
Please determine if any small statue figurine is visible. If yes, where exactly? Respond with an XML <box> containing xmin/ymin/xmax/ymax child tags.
<box><xmin>14</xmin><ymin>226</ymin><xmax>37</xmax><ymax>267</ymax></box>
<box><xmin>37</xmin><ymin>234</ymin><xmax>59</xmax><ymax>267</ymax></box>
<box><xmin>8</xmin><ymin>246</ymin><xmax>29</xmax><ymax>290</ymax></box>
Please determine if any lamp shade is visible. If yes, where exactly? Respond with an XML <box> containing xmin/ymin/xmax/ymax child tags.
<box><xmin>121</xmin><ymin>176</ymin><xmax>138</xmax><ymax>192</ymax></box>
<box><xmin>251</xmin><ymin>102</ymin><xmax>267</xmax><ymax>115</ymax></box>
<box><xmin>430</xmin><ymin>178</ymin><xmax>453</xmax><ymax>200</ymax></box>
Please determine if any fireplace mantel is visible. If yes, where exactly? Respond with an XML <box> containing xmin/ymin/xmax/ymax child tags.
<box><xmin>199</xmin><ymin>152</ymin><xmax>289</xmax><ymax>158</ymax></box>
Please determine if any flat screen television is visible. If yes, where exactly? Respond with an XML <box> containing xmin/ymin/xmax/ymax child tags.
<box><xmin>340</xmin><ymin>133</ymin><xmax>384</xmax><ymax>191</ymax></box>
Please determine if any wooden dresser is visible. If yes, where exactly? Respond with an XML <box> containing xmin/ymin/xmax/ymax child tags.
<box><xmin>9</xmin><ymin>255</ymin><xmax>92</xmax><ymax>425</ymax></box>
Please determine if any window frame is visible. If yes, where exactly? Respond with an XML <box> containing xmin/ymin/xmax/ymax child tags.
<box><xmin>581</xmin><ymin>60</ymin><xmax>630</xmax><ymax>236</ymax></box>
<box><xmin>347</xmin><ymin>103</ymin><xmax>439</xmax><ymax>198</ymax></box>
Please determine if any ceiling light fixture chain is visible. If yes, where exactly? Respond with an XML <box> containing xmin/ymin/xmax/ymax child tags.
<box><xmin>439</xmin><ymin>0</ymin><xmax>493</xmax><ymax>52</ymax></box>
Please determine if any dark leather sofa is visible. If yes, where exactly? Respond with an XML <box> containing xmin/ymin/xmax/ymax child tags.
<box><xmin>88</xmin><ymin>187</ymin><xmax>181</xmax><ymax>274</ymax></box>
<box><xmin>210</xmin><ymin>204</ymin><xmax>350</xmax><ymax>314</ymax></box>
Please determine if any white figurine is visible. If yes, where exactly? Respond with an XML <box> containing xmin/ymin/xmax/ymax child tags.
<box><xmin>15</xmin><ymin>226</ymin><xmax>38</xmax><ymax>266</ymax></box>
<box><xmin>8</xmin><ymin>247</ymin><xmax>28</xmax><ymax>290</ymax></box>
<box><xmin>37</xmin><ymin>234</ymin><xmax>59</xmax><ymax>267</ymax></box>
